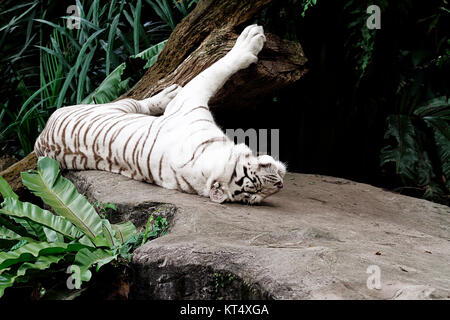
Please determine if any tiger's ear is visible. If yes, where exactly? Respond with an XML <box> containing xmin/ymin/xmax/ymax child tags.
<box><xmin>210</xmin><ymin>182</ymin><xmax>227</xmax><ymax>203</ymax></box>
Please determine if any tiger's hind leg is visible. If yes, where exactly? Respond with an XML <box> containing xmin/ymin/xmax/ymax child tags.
<box><xmin>136</xmin><ymin>84</ymin><xmax>182</xmax><ymax>116</ymax></box>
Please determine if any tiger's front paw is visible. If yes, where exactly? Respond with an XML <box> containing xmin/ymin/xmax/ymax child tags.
<box><xmin>224</xmin><ymin>24</ymin><xmax>266</xmax><ymax>70</ymax></box>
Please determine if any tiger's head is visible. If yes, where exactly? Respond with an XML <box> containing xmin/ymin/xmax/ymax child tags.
<box><xmin>209</xmin><ymin>144</ymin><xmax>286</xmax><ymax>204</ymax></box>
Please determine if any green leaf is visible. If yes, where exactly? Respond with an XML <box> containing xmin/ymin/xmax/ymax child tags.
<box><xmin>414</xmin><ymin>96</ymin><xmax>450</xmax><ymax>120</ymax></box>
<box><xmin>380</xmin><ymin>115</ymin><xmax>419</xmax><ymax>181</ymax></box>
<box><xmin>15</xmin><ymin>77</ymin><xmax>64</xmax><ymax>120</ymax></box>
<box><xmin>111</xmin><ymin>221</ymin><xmax>136</xmax><ymax>244</ymax></box>
<box><xmin>43</xmin><ymin>227</ymin><xmax>65</xmax><ymax>243</ymax></box>
<box><xmin>141</xmin><ymin>214</ymin><xmax>154</xmax><ymax>245</ymax></box>
<box><xmin>0</xmin><ymin>198</ymin><xmax>86</xmax><ymax>243</ymax></box>
<box><xmin>434</xmin><ymin>129</ymin><xmax>450</xmax><ymax>184</ymax></box>
<box><xmin>101</xmin><ymin>219</ymin><xmax>116</xmax><ymax>247</ymax></box>
<box><xmin>0</xmin><ymin>225</ymin><xmax>22</xmax><ymax>240</ymax></box>
<box><xmin>105</xmin><ymin>14</ymin><xmax>121</xmax><ymax>76</ymax></box>
<box><xmin>81</xmin><ymin>63</ymin><xmax>129</xmax><ymax>104</ymax></box>
<box><xmin>21</xmin><ymin>157</ymin><xmax>104</xmax><ymax>245</ymax></box>
<box><xmin>0</xmin><ymin>241</ymin><xmax>86</xmax><ymax>269</ymax></box>
<box><xmin>34</xmin><ymin>19</ymin><xmax>81</xmax><ymax>51</ymax></box>
<box><xmin>56</xmin><ymin>28</ymin><xmax>105</xmax><ymax>108</ymax></box>
<box><xmin>133</xmin><ymin>0</ymin><xmax>142</xmax><ymax>55</ymax></box>
<box><xmin>0</xmin><ymin>254</ymin><xmax>65</xmax><ymax>298</ymax></box>
<box><xmin>0</xmin><ymin>176</ymin><xmax>18</xmax><ymax>200</ymax></box>
<box><xmin>132</xmin><ymin>39</ymin><xmax>167</xmax><ymax>69</ymax></box>
<box><xmin>117</xmin><ymin>232</ymin><xmax>142</xmax><ymax>261</ymax></box>
<box><xmin>146</xmin><ymin>0</ymin><xmax>176</xmax><ymax>30</ymax></box>
<box><xmin>73</xmin><ymin>248</ymin><xmax>116</xmax><ymax>283</ymax></box>
<box><xmin>0</xmin><ymin>215</ymin><xmax>30</xmax><ymax>239</ymax></box>
<box><xmin>7</xmin><ymin>215</ymin><xmax>41</xmax><ymax>241</ymax></box>
<box><xmin>103</xmin><ymin>203</ymin><xmax>117</xmax><ymax>211</ymax></box>
<box><xmin>9</xmin><ymin>239</ymin><xmax>28</xmax><ymax>251</ymax></box>
<box><xmin>425</xmin><ymin>118</ymin><xmax>450</xmax><ymax>142</ymax></box>
<box><xmin>76</xmin><ymin>47</ymin><xmax>96</xmax><ymax>104</ymax></box>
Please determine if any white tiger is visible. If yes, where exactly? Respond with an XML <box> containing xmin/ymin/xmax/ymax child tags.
<box><xmin>35</xmin><ymin>25</ymin><xmax>286</xmax><ymax>204</ymax></box>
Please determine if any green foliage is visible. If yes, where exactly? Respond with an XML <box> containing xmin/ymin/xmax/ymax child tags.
<box><xmin>301</xmin><ymin>0</ymin><xmax>318</xmax><ymax>18</ymax></box>
<box><xmin>21</xmin><ymin>157</ymin><xmax>107</xmax><ymax>245</ymax></box>
<box><xmin>145</xmin><ymin>0</ymin><xmax>199</xmax><ymax>30</ymax></box>
<box><xmin>131</xmin><ymin>39</ymin><xmax>168</xmax><ymax>69</ymax></box>
<box><xmin>141</xmin><ymin>209</ymin><xmax>169</xmax><ymax>245</ymax></box>
<box><xmin>344</xmin><ymin>0</ymin><xmax>387</xmax><ymax>82</ymax></box>
<box><xmin>114</xmin><ymin>214</ymin><xmax>168</xmax><ymax>262</ymax></box>
<box><xmin>381</xmin><ymin>97</ymin><xmax>450</xmax><ymax>201</ymax></box>
<box><xmin>342</xmin><ymin>0</ymin><xmax>449</xmax><ymax>204</ymax></box>
<box><xmin>92</xmin><ymin>201</ymin><xmax>117</xmax><ymax>220</ymax></box>
<box><xmin>0</xmin><ymin>157</ymin><xmax>168</xmax><ymax>298</ymax></box>
<box><xmin>0</xmin><ymin>0</ymin><xmax>195</xmax><ymax>294</ymax></box>
<box><xmin>81</xmin><ymin>63</ymin><xmax>130</xmax><ymax>105</ymax></box>
<box><xmin>0</xmin><ymin>0</ymin><xmax>198</xmax><ymax>156</ymax></box>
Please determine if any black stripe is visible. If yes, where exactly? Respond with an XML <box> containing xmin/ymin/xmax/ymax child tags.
<box><xmin>180</xmin><ymin>137</ymin><xmax>227</xmax><ymax>168</ymax></box>
<box><xmin>182</xmin><ymin>106</ymin><xmax>209</xmax><ymax>117</ymax></box>
<box><xmin>188</xmin><ymin>119</ymin><xmax>213</xmax><ymax>126</ymax></box>
<box><xmin>228</xmin><ymin>158</ymin><xmax>238</xmax><ymax>185</ymax></box>
<box><xmin>158</xmin><ymin>153</ymin><xmax>165</xmax><ymax>182</ymax></box>
<box><xmin>181</xmin><ymin>175</ymin><xmax>196</xmax><ymax>193</ymax></box>
<box><xmin>170</xmin><ymin>166</ymin><xmax>182</xmax><ymax>191</ymax></box>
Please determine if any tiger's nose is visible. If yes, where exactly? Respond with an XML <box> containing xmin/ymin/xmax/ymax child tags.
<box><xmin>274</xmin><ymin>181</ymin><xmax>283</xmax><ymax>189</ymax></box>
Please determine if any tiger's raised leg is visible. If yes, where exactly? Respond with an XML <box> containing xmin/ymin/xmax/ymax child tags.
<box><xmin>164</xmin><ymin>24</ymin><xmax>266</xmax><ymax>114</ymax></box>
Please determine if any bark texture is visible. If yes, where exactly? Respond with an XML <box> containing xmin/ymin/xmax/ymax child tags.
<box><xmin>123</xmin><ymin>0</ymin><xmax>308</xmax><ymax>110</ymax></box>
<box><xmin>0</xmin><ymin>152</ymin><xmax>37</xmax><ymax>197</ymax></box>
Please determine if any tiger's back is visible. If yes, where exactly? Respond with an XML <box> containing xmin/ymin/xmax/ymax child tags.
<box><xmin>35</xmin><ymin>100</ymin><xmax>158</xmax><ymax>182</ymax></box>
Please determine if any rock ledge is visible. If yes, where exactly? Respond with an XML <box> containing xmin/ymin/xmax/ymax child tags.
<box><xmin>65</xmin><ymin>171</ymin><xmax>450</xmax><ymax>300</ymax></box>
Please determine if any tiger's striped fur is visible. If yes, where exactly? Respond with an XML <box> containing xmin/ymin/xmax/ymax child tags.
<box><xmin>35</xmin><ymin>25</ymin><xmax>286</xmax><ymax>204</ymax></box>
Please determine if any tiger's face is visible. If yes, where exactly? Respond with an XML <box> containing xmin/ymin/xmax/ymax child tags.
<box><xmin>210</xmin><ymin>151</ymin><xmax>286</xmax><ymax>204</ymax></box>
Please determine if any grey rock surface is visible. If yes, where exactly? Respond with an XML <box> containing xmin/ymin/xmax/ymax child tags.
<box><xmin>65</xmin><ymin>170</ymin><xmax>450</xmax><ymax>300</ymax></box>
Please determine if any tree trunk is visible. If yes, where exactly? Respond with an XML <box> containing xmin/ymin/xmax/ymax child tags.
<box><xmin>0</xmin><ymin>152</ymin><xmax>37</xmax><ymax>198</ymax></box>
<box><xmin>122</xmin><ymin>0</ymin><xmax>308</xmax><ymax>110</ymax></box>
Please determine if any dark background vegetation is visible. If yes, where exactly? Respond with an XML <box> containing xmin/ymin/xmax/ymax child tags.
<box><xmin>1</xmin><ymin>0</ymin><xmax>449</xmax><ymax>205</ymax></box>
<box><xmin>218</xmin><ymin>0</ymin><xmax>449</xmax><ymax>205</ymax></box>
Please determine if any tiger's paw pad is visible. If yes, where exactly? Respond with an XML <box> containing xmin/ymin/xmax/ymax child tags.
<box><xmin>226</xmin><ymin>24</ymin><xmax>266</xmax><ymax>70</ymax></box>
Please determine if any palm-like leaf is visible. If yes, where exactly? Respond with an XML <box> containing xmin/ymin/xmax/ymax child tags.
<box><xmin>0</xmin><ymin>176</ymin><xmax>19</xmax><ymax>200</ymax></box>
<box><xmin>81</xmin><ymin>63</ymin><xmax>129</xmax><ymax>104</ymax></box>
<box><xmin>20</xmin><ymin>157</ymin><xmax>106</xmax><ymax>245</ymax></box>
<box><xmin>381</xmin><ymin>96</ymin><xmax>450</xmax><ymax>200</ymax></box>
<box><xmin>0</xmin><ymin>225</ymin><xmax>22</xmax><ymax>240</ymax></box>
<box><xmin>0</xmin><ymin>198</ymin><xmax>85</xmax><ymax>243</ymax></box>
<box><xmin>0</xmin><ymin>241</ymin><xmax>86</xmax><ymax>269</ymax></box>
<box><xmin>132</xmin><ymin>39</ymin><xmax>167</xmax><ymax>69</ymax></box>
<box><xmin>146</xmin><ymin>0</ymin><xmax>176</xmax><ymax>30</ymax></box>
<box><xmin>73</xmin><ymin>248</ymin><xmax>117</xmax><ymax>283</ymax></box>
